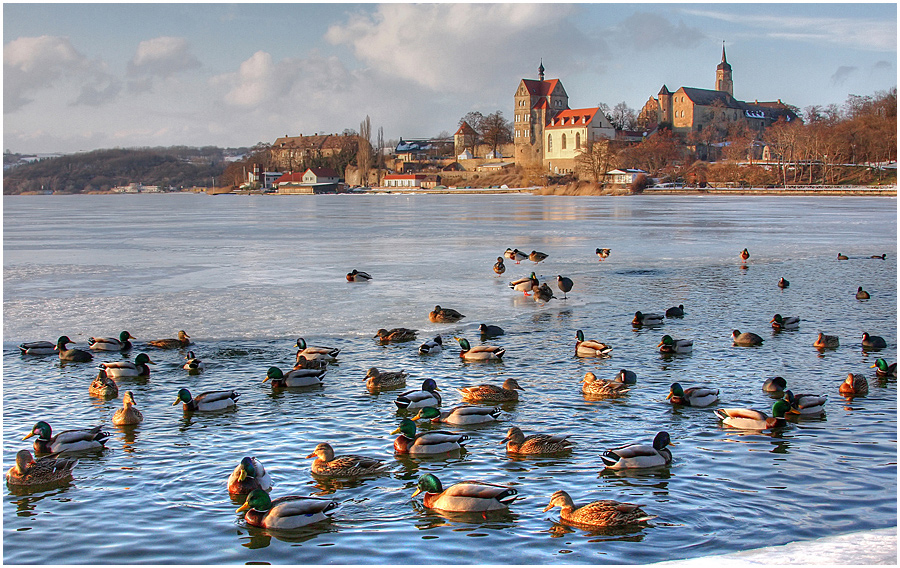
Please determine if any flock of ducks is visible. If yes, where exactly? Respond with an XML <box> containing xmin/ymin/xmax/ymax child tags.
<box><xmin>8</xmin><ymin>247</ymin><xmax>895</xmax><ymax>534</ymax></box>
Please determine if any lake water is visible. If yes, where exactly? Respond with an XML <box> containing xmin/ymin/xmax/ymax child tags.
<box><xmin>3</xmin><ymin>193</ymin><xmax>897</xmax><ymax>564</ymax></box>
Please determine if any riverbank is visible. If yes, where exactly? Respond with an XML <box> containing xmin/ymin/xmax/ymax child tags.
<box><xmin>657</xmin><ymin>527</ymin><xmax>897</xmax><ymax>565</ymax></box>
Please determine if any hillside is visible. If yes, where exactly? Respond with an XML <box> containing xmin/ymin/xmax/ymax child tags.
<box><xmin>2</xmin><ymin>147</ymin><xmax>246</xmax><ymax>194</ymax></box>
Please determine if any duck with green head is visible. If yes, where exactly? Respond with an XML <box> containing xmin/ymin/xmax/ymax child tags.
<box><xmin>394</xmin><ymin>378</ymin><xmax>440</xmax><ymax>409</ymax></box>
<box><xmin>173</xmin><ymin>388</ymin><xmax>239</xmax><ymax>411</ymax></box>
<box><xmin>101</xmin><ymin>353</ymin><xmax>154</xmax><ymax>378</ymax></box>
<box><xmin>658</xmin><ymin>335</ymin><xmax>692</xmax><ymax>354</ymax></box>
<box><xmin>23</xmin><ymin>421</ymin><xmax>109</xmax><ymax>454</ymax></box>
<box><xmin>18</xmin><ymin>340</ymin><xmax>57</xmax><ymax>355</ymax></box>
<box><xmin>88</xmin><ymin>331</ymin><xmax>134</xmax><ymax>352</ymax></box>
<box><xmin>871</xmin><ymin>358</ymin><xmax>897</xmax><ymax>378</ymax></box>
<box><xmin>295</xmin><ymin>337</ymin><xmax>340</xmax><ymax>361</ymax></box>
<box><xmin>391</xmin><ymin>418</ymin><xmax>468</xmax><ymax>455</ymax></box>
<box><xmin>237</xmin><ymin>489</ymin><xmax>337</xmax><ymax>529</ymax></box>
<box><xmin>412</xmin><ymin>405</ymin><xmax>500</xmax><ymax>425</ymax></box>
<box><xmin>412</xmin><ymin>473</ymin><xmax>517</xmax><ymax>512</ymax></box>
<box><xmin>714</xmin><ymin>400</ymin><xmax>794</xmax><ymax>430</ymax></box>
<box><xmin>632</xmin><ymin>311</ymin><xmax>665</xmax><ymax>326</ymax></box>
<box><xmin>227</xmin><ymin>457</ymin><xmax>273</xmax><ymax>495</ymax></box>
<box><xmin>771</xmin><ymin>314</ymin><xmax>800</xmax><ymax>331</ymax></box>
<box><xmin>265</xmin><ymin>366</ymin><xmax>325</xmax><ymax>388</ymax></box>
<box><xmin>508</xmin><ymin>272</ymin><xmax>538</xmax><ymax>296</ymax></box>
<box><xmin>601</xmin><ymin>432</ymin><xmax>673</xmax><ymax>469</ymax></box>
<box><xmin>667</xmin><ymin>383</ymin><xmax>718</xmax><ymax>407</ymax></box>
<box><xmin>456</xmin><ymin>337</ymin><xmax>505</xmax><ymax>361</ymax></box>
<box><xmin>183</xmin><ymin>351</ymin><xmax>205</xmax><ymax>374</ymax></box>
<box><xmin>783</xmin><ymin>390</ymin><xmax>827</xmax><ymax>415</ymax></box>
<box><xmin>55</xmin><ymin>336</ymin><xmax>93</xmax><ymax>362</ymax></box>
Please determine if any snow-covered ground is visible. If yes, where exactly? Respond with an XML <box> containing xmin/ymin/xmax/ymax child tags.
<box><xmin>656</xmin><ymin>527</ymin><xmax>897</xmax><ymax>565</ymax></box>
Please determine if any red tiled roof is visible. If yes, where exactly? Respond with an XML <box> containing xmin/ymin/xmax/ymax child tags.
<box><xmin>455</xmin><ymin>122</ymin><xmax>477</xmax><ymax>135</ymax></box>
<box><xmin>274</xmin><ymin>172</ymin><xmax>305</xmax><ymax>184</ymax></box>
<box><xmin>306</xmin><ymin>167</ymin><xmax>339</xmax><ymax>178</ymax></box>
<box><xmin>546</xmin><ymin>107</ymin><xmax>601</xmax><ymax>129</ymax></box>
<box><xmin>521</xmin><ymin>78</ymin><xmax>560</xmax><ymax>97</ymax></box>
<box><xmin>532</xmin><ymin>99</ymin><xmax>550</xmax><ymax>110</ymax></box>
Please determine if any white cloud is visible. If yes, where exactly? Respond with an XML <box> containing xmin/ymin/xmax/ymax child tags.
<box><xmin>4</xmin><ymin>35</ymin><xmax>89</xmax><ymax>112</ymax></box>
<box><xmin>325</xmin><ymin>4</ymin><xmax>585</xmax><ymax>92</ymax></box>
<box><xmin>128</xmin><ymin>36</ymin><xmax>201</xmax><ymax>78</ymax></box>
<box><xmin>612</xmin><ymin>12</ymin><xmax>707</xmax><ymax>51</ymax></box>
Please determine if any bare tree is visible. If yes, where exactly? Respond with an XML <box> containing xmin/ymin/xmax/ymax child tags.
<box><xmin>358</xmin><ymin>116</ymin><xmax>372</xmax><ymax>186</ymax></box>
<box><xmin>375</xmin><ymin>126</ymin><xmax>384</xmax><ymax>186</ymax></box>
<box><xmin>479</xmin><ymin>111</ymin><xmax>512</xmax><ymax>156</ymax></box>
<box><xmin>575</xmin><ymin>138</ymin><xmax>614</xmax><ymax>184</ymax></box>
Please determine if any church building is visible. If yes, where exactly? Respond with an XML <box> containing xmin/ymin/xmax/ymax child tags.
<box><xmin>638</xmin><ymin>45</ymin><xmax>798</xmax><ymax>137</ymax></box>
<box><xmin>513</xmin><ymin>62</ymin><xmax>615</xmax><ymax>174</ymax></box>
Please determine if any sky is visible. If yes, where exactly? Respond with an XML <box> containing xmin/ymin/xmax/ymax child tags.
<box><xmin>3</xmin><ymin>2</ymin><xmax>897</xmax><ymax>154</ymax></box>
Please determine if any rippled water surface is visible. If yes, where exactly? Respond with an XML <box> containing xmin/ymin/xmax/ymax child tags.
<box><xmin>3</xmin><ymin>193</ymin><xmax>897</xmax><ymax>564</ymax></box>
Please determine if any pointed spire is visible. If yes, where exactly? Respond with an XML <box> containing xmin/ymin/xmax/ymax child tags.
<box><xmin>538</xmin><ymin>59</ymin><xmax>545</xmax><ymax>82</ymax></box>
<box><xmin>721</xmin><ymin>41</ymin><xmax>727</xmax><ymax>64</ymax></box>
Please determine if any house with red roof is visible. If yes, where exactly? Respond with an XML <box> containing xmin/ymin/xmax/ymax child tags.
<box><xmin>273</xmin><ymin>167</ymin><xmax>341</xmax><ymax>194</ymax></box>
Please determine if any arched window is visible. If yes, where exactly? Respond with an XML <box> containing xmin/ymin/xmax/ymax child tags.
<box><xmin>547</xmin><ymin>134</ymin><xmax>553</xmax><ymax>152</ymax></box>
<box><xmin>575</xmin><ymin>133</ymin><xmax>581</xmax><ymax>149</ymax></box>
<box><xmin>561</xmin><ymin>134</ymin><xmax>567</xmax><ymax>150</ymax></box>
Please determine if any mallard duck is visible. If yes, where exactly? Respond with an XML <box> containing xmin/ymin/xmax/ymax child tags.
<box><xmin>23</xmin><ymin>421</ymin><xmax>109</xmax><ymax>454</ymax></box>
<box><xmin>148</xmin><ymin>330</ymin><xmax>191</xmax><ymax>349</ymax></box>
<box><xmin>871</xmin><ymin>253</ymin><xmax>887</xmax><ymax>259</ymax></box>
<box><xmin>366</xmin><ymin>367</ymin><xmax>409</xmax><ymax>391</ymax></box>
<box><xmin>413</xmin><ymin>405</ymin><xmax>501</xmax><ymax>425</ymax></box>
<box><xmin>783</xmin><ymin>390</ymin><xmax>827</xmax><ymax>415</ymax></box>
<box><xmin>18</xmin><ymin>340</ymin><xmax>57</xmax><ymax>355</ymax></box>
<box><xmin>871</xmin><ymin>358</ymin><xmax>897</xmax><ymax>378</ymax></box>
<box><xmin>478</xmin><ymin>324</ymin><xmax>505</xmax><ymax>339</ymax></box>
<box><xmin>6</xmin><ymin>450</ymin><xmax>77</xmax><ymax>487</ymax></box>
<box><xmin>374</xmin><ymin>327</ymin><xmax>418</xmax><ymax>343</ymax></box>
<box><xmin>740</xmin><ymin>248</ymin><xmax>750</xmax><ymax>261</ymax></box>
<box><xmin>555</xmin><ymin>275</ymin><xmax>573</xmax><ymax>299</ymax></box>
<box><xmin>814</xmin><ymin>332</ymin><xmax>839</xmax><ymax>349</ymax></box>
<box><xmin>601</xmin><ymin>431</ymin><xmax>673</xmax><ymax>469</ymax></box>
<box><xmin>762</xmin><ymin>376</ymin><xmax>788</xmax><ymax>393</ymax></box>
<box><xmin>529</xmin><ymin>250</ymin><xmax>548</xmax><ymax>263</ymax></box>
<box><xmin>265</xmin><ymin>366</ymin><xmax>325</xmax><ymax>388</ymax></box>
<box><xmin>665</xmin><ymin>304</ymin><xmax>685</xmax><ymax>318</ymax></box>
<box><xmin>391</xmin><ymin>418</ymin><xmax>468</xmax><ymax>455</ymax></box>
<box><xmin>89</xmin><ymin>369</ymin><xmax>119</xmax><ymax>398</ymax></box>
<box><xmin>838</xmin><ymin>253</ymin><xmax>849</xmax><ymax>260</ymax></box>
<box><xmin>293</xmin><ymin>355</ymin><xmax>328</xmax><ymax>370</ymax></box>
<box><xmin>504</xmin><ymin>248</ymin><xmax>528</xmax><ymax>264</ymax></box>
<box><xmin>534</xmin><ymin>283</ymin><xmax>555</xmax><ymax>303</ymax></box>
<box><xmin>101</xmin><ymin>353</ymin><xmax>154</xmax><ymax>378</ymax></box>
<box><xmin>613</xmin><ymin>369</ymin><xmax>636</xmax><ymax>385</ymax></box>
<box><xmin>771</xmin><ymin>314</ymin><xmax>800</xmax><ymax>330</ymax></box>
<box><xmin>456</xmin><ymin>337</ymin><xmax>505</xmax><ymax>361</ymax></box>
<box><xmin>418</xmin><ymin>336</ymin><xmax>443</xmax><ymax>355</ymax></box>
<box><xmin>596</xmin><ymin>248</ymin><xmax>611</xmax><ymax>261</ymax></box>
<box><xmin>778</xmin><ymin>277</ymin><xmax>790</xmax><ymax>288</ymax></box>
<box><xmin>575</xmin><ymin>330</ymin><xmax>612</xmax><ymax>357</ymax></box>
<box><xmin>732</xmin><ymin>329</ymin><xmax>763</xmax><ymax>346</ymax></box>
<box><xmin>714</xmin><ymin>400</ymin><xmax>794</xmax><ymax>430</ymax></box>
<box><xmin>501</xmin><ymin>426</ymin><xmax>573</xmax><ymax>455</ymax></box>
<box><xmin>658</xmin><ymin>335</ymin><xmax>692</xmax><ymax>354</ymax></box>
<box><xmin>227</xmin><ymin>457</ymin><xmax>273</xmax><ymax>495</ymax></box>
<box><xmin>633</xmin><ymin>311</ymin><xmax>665</xmax><ymax>326</ymax></box>
<box><xmin>459</xmin><ymin>378</ymin><xmax>523</xmax><ymax>402</ymax></box>
<box><xmin>855</xmin><ymin>286</ymin><xmax>870</xmax><ymax>299</ymax></box>
<box><xmin>861</xmin><ymin>332</ymin><xmax>887</xmax><ymax>350</ymax></box>
<box><xmin>88</xmin><ymin>331</ymin><xmax>133</xmax><ymax>351</ymax></box>
<box><xmin>667</xmin><ymin>383</ymin><xmax>719</xmax><ymax>407</ymax></box>
<box><xmin>394</xmin><ymin>378</ymin><xmax>440</xmax><ymax>409</ymax></box>
<box><xmin>183</xmin><ymin>351</ymin><xmax>205</xmax><ymax>374</ymax></box>
<box><xmin>429</xmin><ymin>305</ymin><xmax>465</xmax><ymax>323</ymax></box>
<box><xmin>412</xmin><ymin>473</ymin><xmax>517</xmax><ymax>512</ymax></box>
<box><xmin>839</xmin><ymin>373</ymin><xmax>868</xmax><ymax>396</ymax></box>
<box><xmin>307</xmin><ymin>442</ymin><xmax>387</xmax><ymax>477</ymax></box>
<box><xmin>346</xmin><ymin>269</ymin><xmax>372</xmax><ymax>282</ymax></box>
<box><xmin>295</xmin><ymin>338</ymin><xmax>339</xmax><ymax>361</ymax></box>
<box><xmin>493</xmin><ymin>257</ymin><xmax>506</xmax><ymax>275</ymax></box>
<box><xmin>581</xmin><ymin>372</ymin><xmax>630</xmax><ymax>397</ymax></box>
<box><xmin>543</xmin><ymin>490</ymin><xmax>654</xmax><ymax>528</ymax></box>
<box><xmin>173</xmin><ymin>388</ymin><xmax>238</xmax><ymax>411</ymax></box>
<box><xmin>508</xmin><ymin>272</ymin><xmax>538</xmax><ymax>296</ymax></box>
<box><xmin>55</xmin><ymin>336</ymin><xmax>93</xmax><ymax>362</ymax></box>
<box><xmin>237</xmin><ymin>489</ymin><xmax>337</xmax><ymax>529</ymax></box>
<box><xmin>112</xmin><ymin>391</ymin><xmax>143</xmax><ymax>425</ymax></box>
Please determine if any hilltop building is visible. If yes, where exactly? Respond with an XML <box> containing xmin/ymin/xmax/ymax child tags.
<box><xmin>637</xmin><ymin>45</ymin><xmax>799</xmax><ymax>138</ymax></box>
<box><xmin>270</xmin><ymin>134</ymin><xmax>357</xmax><ymax>171</ymax></box>
<box><xmin>513</xmin><ymin>61</ymin><xmax>615</xmax><ymax>174</ymax></box>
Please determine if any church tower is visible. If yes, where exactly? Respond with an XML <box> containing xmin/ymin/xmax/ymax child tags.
<box><xmin>513</xmin><ymin>61</ymin><xmax>569</xmax><ymax>167</ymax></box>
<box><xmin>715</xmin><ymin>43</ymin><xmax>733</xmax><ymax>97</ymax></box>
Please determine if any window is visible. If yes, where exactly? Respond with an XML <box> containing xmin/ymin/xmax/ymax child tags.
<box><xmin>575</xmin><ymin>133</ymin><xmax>581</xmax><ymax>149</ymax></box>
<box><xmin>561</xmin><ymin>134</ymin><xmax>567</xmax><ymax>150</ymax></box>
<box><xmin>547</xmin><ymin>134</ymin><xmax>553</xmax><ymax>152</ymax></box>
